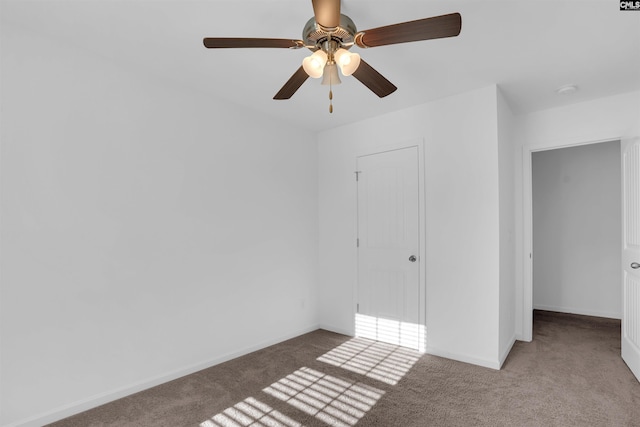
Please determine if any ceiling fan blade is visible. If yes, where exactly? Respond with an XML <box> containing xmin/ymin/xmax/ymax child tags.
<box><xmin>311</xmin><ymin>0</ymin><xmax>341</xmax><ymax>29</ymax></box>
<box><xmin>203</xmin><ymin>38</ymin><xmax>304</xmax><ymax>49</ymax></box>
<box><xmin>351</xmin><ymin>59</ymin><xmax>397</xmax><ymax>98</ymax></box>
<box><xmin>274</xmin><ymin>66</ymin><xmax>310</xmax><ymax>100</ymax></box>
<box><xmin>355</xmin><ymin>13</ymin><xmax>461</xmax><ymax>48</ymax></box>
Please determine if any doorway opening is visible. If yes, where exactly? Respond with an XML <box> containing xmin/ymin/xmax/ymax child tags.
<box><xmin>531</xmin><ymin>140</ymin><xmax>621</xmax><ymax>320</ymax></box>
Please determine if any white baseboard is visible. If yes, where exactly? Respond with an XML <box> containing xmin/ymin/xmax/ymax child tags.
<box><xmin>425</xmin><ymin>346</ymin><xmax>501</xmax><ymax>370</ymax></box>
<box><xmin>533</xmin><ymin>304</ymin><xmax>621</xmax><ymax>320</ymax></box>
<box><xmin>4</xmin><ymin>324</ymin><xmax>320</xmax><ymax>427</ymax></box>
<box><xmin>318</xmin><ymin>323</ymin><xmax>354</xmax><ymax>337</ymax></box>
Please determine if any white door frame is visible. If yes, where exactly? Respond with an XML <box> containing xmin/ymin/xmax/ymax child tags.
<box><xmin>355</xmin><ymin>137</ymin><xmax>427</xmax><ymax>346</ymax></box>
<box><xmin>521</xmin><ymin>135</ymin><xmax>622</xmax><ymax>341</ymax></box>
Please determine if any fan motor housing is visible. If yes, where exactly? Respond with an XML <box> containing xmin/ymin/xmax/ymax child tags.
<box><xmin>303</xmin><ymin>14</ymin><xmax>357</xmax><ymax>50</ymax></box>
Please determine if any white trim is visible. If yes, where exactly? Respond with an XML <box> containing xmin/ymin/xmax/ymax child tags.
<box><xmin>522</xmin><ymin>135</ymin><xmax>623</xmax><ymax>342</ymax></box>
<box><xmin>4</xmin><ymin>324</ymin><xmax>320</xmax><ymax>427</ymax></box>
<box><xmin>426</xmin><ymin>346</ymin><xmax>501</xmax><ymax>370</ymax></box>
<box><xmin>318</xmin><ymin>324</ymin><xmax>354</xmax><ymax>338</ymax></box>
<box><xmin>354</xmin><ymin>137</ymin><xmax>427</xmax><ymax>350</ymax></box>
<box><xmin>354</xmin><ymin>137</ymin><xmax>424</xmax><ymax>159</ymax></box>
<box><xmin>533</xmin><ymin>305</ymin><xmax>621</xmax><ymax>320</ymax></box>
<box><xmin>522</xmin><ymin>144</ymin><xmax>533</xmax><ymax>342</ymax></box>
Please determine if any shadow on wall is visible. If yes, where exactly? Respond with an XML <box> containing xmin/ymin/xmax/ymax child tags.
<box><xmin>199</xmin><ymin>335</ymin><xmax>422</xmax><ymax>427</ymax></box>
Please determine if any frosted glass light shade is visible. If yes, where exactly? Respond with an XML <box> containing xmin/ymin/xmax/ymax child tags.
<box><xmin>302</xmin><ymin>50</ymin><xmax>328</xmax><ymax>78</ymax></box>
<box><xmin>321</xmin><ymin>63</ymin><xmax>341</xmax><ymax>86</ymax></box>
<box><xmin>334</xmin><ymin>48</ymin><xmax>361</xmax><ymax>76</ymax></box>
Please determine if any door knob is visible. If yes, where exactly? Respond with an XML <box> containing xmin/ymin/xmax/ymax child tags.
<box><xmin>409</xmin><ymin>255</ymin><xmax>417</xmax><ymax>262</ymax></box>
<box><xmin>632</xmin><ymin>262</ymin><xmax>640</xmax><ymax>269</ymax></box>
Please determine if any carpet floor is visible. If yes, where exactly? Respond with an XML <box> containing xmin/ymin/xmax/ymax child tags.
<box><xmin>48</xmin><ymin>310</ymin><xmax>640</xmax><ymax>427</ymax></box>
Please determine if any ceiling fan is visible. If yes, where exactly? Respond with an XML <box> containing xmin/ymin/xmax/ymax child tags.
<box><xmin>203</xmin><ymin>0</ymin><xmax>461</xmax><ymax>109</ymax></box>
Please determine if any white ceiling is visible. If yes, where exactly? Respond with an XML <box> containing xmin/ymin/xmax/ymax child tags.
<box><xmin>3</xmin><ymin>0</ymin><xmax>640</xmax><ymax>132</ymax></box>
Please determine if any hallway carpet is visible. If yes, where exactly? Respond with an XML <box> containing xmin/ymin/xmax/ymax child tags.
<box><xmin>49</xmin><ymin>311</ymin><xmax>640</xmax><ymax>426</ymax></box>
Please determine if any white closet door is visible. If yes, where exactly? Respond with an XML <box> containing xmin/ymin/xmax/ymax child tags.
<box><xmin>622</xmin><ymin>137</ymin><xmax>640</xmax><ymax>382</ymax></box>
<box><xmin>356</xmin><ymin>146</ymin><xmax>421</xmax><ymax>349</ymax></box>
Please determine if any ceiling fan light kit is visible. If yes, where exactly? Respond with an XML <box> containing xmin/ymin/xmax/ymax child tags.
<box><xmin>302</xmin><ymin>49</ymin><xmax>328</xmax><ymax>78</ymax></box>
<box><xmin>334</xmin><ymin>48</ymin><xmax>360</xmax><ymax>76</ymax></box>
<box><xmin>203</xmin><ymin>0</ymin><xmax>462</xmax><ymax>111</ymax></box>
<box><xmin>322</xmin><ymin>63</ymin><xmax>341</xmax><ymax>86</ymax></box>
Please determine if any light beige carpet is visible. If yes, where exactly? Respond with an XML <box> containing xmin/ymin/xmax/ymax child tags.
<box><xmin>48</xmin><ymin>311</ymin><xmax>640</xmax><ymax>426</ymax></box>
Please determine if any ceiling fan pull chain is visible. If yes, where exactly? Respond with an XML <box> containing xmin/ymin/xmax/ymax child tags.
<box><xmin>329</xmin><ymin>87</ymin><xmax>333</xmax><ymax>113</ymax></box>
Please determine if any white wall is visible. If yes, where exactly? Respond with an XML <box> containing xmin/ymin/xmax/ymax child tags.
<box><xmin>0</xmin><ymin>24</ymin><xmax>318</xmax><ymax>426</ymax></box>
<box><xmin>515</xmin><ymin>90</ymin><xmax>640</xmax><ymax>339</ymax></box>
<box><xmin>497</xmin><ymin>89</ymin><xmax>516</xmax><ymax>363</ymax></box>
<box><xmin>532</xmin><ymin>141</ymin><xmax>621</xmax><ymax>318</ymax></box>
<box><xmin>318</xmin><ymin>86</ymin><xmax>504</xmax><ymax>369</ymax></box>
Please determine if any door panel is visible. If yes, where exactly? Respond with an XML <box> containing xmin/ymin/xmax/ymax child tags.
<box><xmin>625</xmin><ymin>273</ymin><xmax>640</xmax><ymax>350</ymax></box>
<box><xmin>356</xmin><ymin>147</ymin><xmax>421</xmax><ymax>349</ymax></box>
<box><xmin>622</xmin><ymin>137</ymin><xmax>640</xmax><ymax>382</ymax></box>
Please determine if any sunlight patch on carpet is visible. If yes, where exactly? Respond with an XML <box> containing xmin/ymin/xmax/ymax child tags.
<box><xmin>262</xmin><ymin>367</ymin><xmax>384</xmax><ymax>427</ymax></box>
<box><xmin>317</xmin><ymin>336</ymin><xmax>421</xmax><ymax>385</ymax></box>
<box><xmin>200</xmin><ymin>396</ymin><xmax>301</xmax><ymax>427</ymax></box>
<box><xmin>355</xmin><ymin>313</ymin><xmax>426</xmax><ymax>352</ymax></box>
